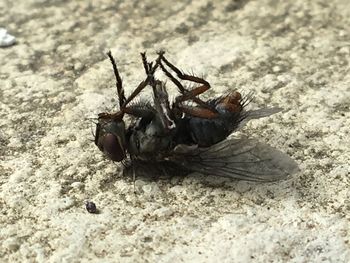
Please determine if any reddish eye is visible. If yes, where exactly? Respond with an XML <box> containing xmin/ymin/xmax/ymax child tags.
<box><xmin>102</xmin><ymin>133</ymin><xmax>125</xmax><ymax>162</ymax></box>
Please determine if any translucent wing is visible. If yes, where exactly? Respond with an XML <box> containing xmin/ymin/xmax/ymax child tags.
<box><xmin>238</xmin><ymin>107</ymin><xmax>283</xmax><ymax>129</ymax></box>
<box><xmin>169</xmin><ymin>138</ymin><xmax>299</xmax><ymax>182</ymax></box>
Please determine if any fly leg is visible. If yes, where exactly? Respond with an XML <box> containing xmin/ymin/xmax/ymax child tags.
<box><xmin>156</xmin><ymin>52</ymin><xmax>219</xmax><ymax>118</ymax></box>
<box><xmin>140</xmin><ymin>52</ymin><xmax>155</xmax><ymax>76</ymax></box>
<box><xmin>157</xmin><ymin>52</ymin><xmax>245</xmax><ymax>117</ymax></box>
<box><xmin>140</xmin><ymin>52</ymin><xmax>176</xmax><ymax>130</ymax></box>
<box><xmin>140</xmin><ymin>52</ymin><xmax>150</xmax><ymax>74</ymax></box>
<box><xmin>156</xmin><ymin>52</ymin><xmax>213</xmax><ymax>109</ymax></box>
<box><xmin>107</xmin><ymin>51</ymin><xmax>126</xmax><ymax>109</ymax></box>
<box><xmin>176</xmin><ymin>104</ymin><xmax>219</xmax><ymax>119</ymax></box>
<box><xmin>103</xmin><ymin>51</ymin><xmax>161</xmax><ymax>121</ymax></box>
<box><xmin>122</xmin><ymin>52</ymin><xmax>162</xmax><ymax>107</ymax></box>
<box><xmin>174</xmin><ymin>90</ymin><xmax>244</xmax><ymax>118</ymax></box>
<box><xmin>121</xmin><ymin>68</ymin><xmax>158</xmax><ymax>108</ymax></box>
<box><xmin>132</xmin><ymin>164</ymin><xmax>136</xmax><ymax>194</ymax></box>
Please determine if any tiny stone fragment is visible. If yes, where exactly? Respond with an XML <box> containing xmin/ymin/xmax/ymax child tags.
<box><xmin>0</xmin><ymin>28</ymin><xmax>16</xmax><ymax>47</ymax></box>
<box><xmin>85</xmin><ymin>201</ymin><xmax>98</xmax><ymax>214</ymax></box>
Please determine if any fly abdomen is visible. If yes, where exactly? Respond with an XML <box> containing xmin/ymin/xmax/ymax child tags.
<box><xmin>188</xmin><ymin>117</ymin><xmax>231</xmax><ymax>147</ymax></box>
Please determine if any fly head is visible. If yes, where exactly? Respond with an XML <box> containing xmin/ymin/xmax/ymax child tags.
<box><xmin>95</xmin><ymin>117</ymin><xmax>127</xmax><ymax>162</ymax></box>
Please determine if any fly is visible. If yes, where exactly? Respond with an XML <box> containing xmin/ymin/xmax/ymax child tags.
<box><xmin>94</xmin><ymin>51</ymin><xmax>299</xmax><ymax>182</ymax></box>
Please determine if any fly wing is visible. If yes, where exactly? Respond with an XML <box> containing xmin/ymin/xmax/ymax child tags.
<box><xmin>238</xmin><ymin>107</ymin><xmax>283</xmax><ymax>129</ymax></box>
<box><xmin>170</xmin><ymin>138</ymin><xmax>299</xmax><ymax>182</ymax></box>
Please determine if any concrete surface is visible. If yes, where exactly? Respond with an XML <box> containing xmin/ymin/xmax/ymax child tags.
<box><xmin>0</xmin><ymin>0</ymin><xmax>349</xmax><ymax>262</ymax></box>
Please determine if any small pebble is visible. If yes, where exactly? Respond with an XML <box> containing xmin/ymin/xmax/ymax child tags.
<box><xmin>153</xmin><ymin>207</ymin><xmax>173</xmax><ymax>218</ymax></box>
<box><xmin>142</xmin><ymin>182</ymin><xmax>160</xmax><ymax>195</ymax></box>
<box><xmin>85</xmin><ymin>201</ymin><xmax>98</xmax><ymax>214</ymax></box>
<box><xmin>3</xmin><ymin>237</ymin><xmax>20</xmax><ymax>252</ymax></box>
<box><xmin>74</xmin><ymin>62</ymin><xmax>84</xmax><ymax>71</ymax></box>
<box><xmin>71</xmin><ymin>182</ymin><xmax>84</xmax><ymax>189</ymax></box>
<box><xmin>272</xmin><ymin>65</ymin><xmax>282</xmax><ymax>73</ymax></box>
<box><xmin>0</xmin><ymin>28</ymin><xmax>16</xmax><ymax>47</ymax></box>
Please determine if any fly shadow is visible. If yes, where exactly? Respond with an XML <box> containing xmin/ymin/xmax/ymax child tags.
<box><xmin>122</xmin><ymin>138</ymin><xmax>300</xmax><ymax>190</ymax></box>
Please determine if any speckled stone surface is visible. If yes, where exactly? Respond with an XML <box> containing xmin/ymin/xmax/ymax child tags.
<box><xmin>1</xmin><ymin>0</ymin><xmax>349</xmax><ymax>262</ymax></box>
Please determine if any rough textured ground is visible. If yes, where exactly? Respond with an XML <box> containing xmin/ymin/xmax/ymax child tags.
<box><xmin>1</xmin><ymin>0</ymin><xmax>349</xmax><ymax>262</ymax></box>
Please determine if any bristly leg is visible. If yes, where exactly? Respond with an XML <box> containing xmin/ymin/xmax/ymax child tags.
<box><xmin>157</xmin><ymin>52</ymin><xmax>210</xmax><ymax>89</ymax></box>
<box><xmin>140</xmin><ymin>52</ymin><xmax>149</xmax><ymax>74</ymax></box>
<box><xmin>176</xmin><ymin>104</ymin><xmax>219</xmax><ymax>119</ymax></box>
<box><xmin>103</xmin><ymin>51</ymin><xmax>160</xmax><ymax>121</ymax></box>
<box><xmin>107</xmin><ymin>51</ymin><xmax>126</xmax><ymax>109</ymax></box>
<box><xmin>156</xmin><ymin>52</ymin><xmax>216</xmax><ymax>112</ymax></box>
<box><xmin>120</xmin><ymin>55</ymin><xmax>161</xmax><ymax>108</ymax></box>
<box><xmin>140</xmin><ymin>52</ymin><xmax>155</xmax><ymax>76</ymax></box>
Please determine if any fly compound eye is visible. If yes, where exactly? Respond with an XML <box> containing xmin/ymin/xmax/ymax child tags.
<box><xmin>101</xmin><ymin>133</ymin><xmax>125</xmax><ymax>162</ymax></box>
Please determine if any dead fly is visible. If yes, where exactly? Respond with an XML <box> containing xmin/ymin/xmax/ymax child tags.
<box><xmin>94</xmin><ymin>51</ymin><xmax>298</xmax><ymax>182</ymax></box>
